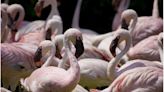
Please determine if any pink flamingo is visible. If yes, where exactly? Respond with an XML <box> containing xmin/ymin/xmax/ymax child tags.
<box><xmin>20</xmin><ymin>29</ymin><xmax>81</xmax><ymax>92</ymax></box>
<box><xmin>15</xmin><ymin>0</ymin><xmax>62</xmax><ymax>42</ymax></box>
<box><xmin>106</xmin><ymin>30</ymin><xmax>162</xmax><ymax>83</ymax></box>
<box><xmin>78</xmin><ymin>29</ymin><xmax>162</xmax><ymax>89</ymax></box>
<box><xmin>112</xmin><ymin>0</ymin><xmax>162</xmax><ymax>46</ymax></box>
<box><xmin>5</xmin><ymin>4</ymin><xmax>25</xmax><ymax>42</ymax></box>
<box><xmin>89</xmin><ymin>28</ymin><xmax>162</xmax><ymax>92</ymax></box>
<box><xmin>1</xmin><ymin>15</ymin><xmax>63</xmax><ymax>91</ymax></box>
<box><xmin>111</xmin><ymin>9</ymin><xmax>162</xmax><ymax>62</ymax></box>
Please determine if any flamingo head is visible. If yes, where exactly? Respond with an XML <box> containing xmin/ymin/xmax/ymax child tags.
<box><xmin>34</xmin><ymin>40</ymin><xmax>55</xmax><ymax>67</ymax></box>
<box><xmin>121</xmin><ymin>9</ymin><xmax>137</xmax><ymax>30</ymax></box>
<box><xmin>34</xmin><ymin>0</ymin><xmax>57</xmax><ymax>17</ymax></box>
<box><xmin>7</xmin><ymin>4</ymin><xmax>25</xmax><ymax>32</ymax></box>
<box><xmin>44</xmin><ymin>15</ymin><xmax>63</xmax><ymax>40</ymax></box>
<box><xmin>64</xmin><ymin>28</ymin><xmax>84</xmax><ymax>58</ymax></box>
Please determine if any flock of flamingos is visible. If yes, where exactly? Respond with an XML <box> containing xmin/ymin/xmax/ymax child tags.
<box><xmin>1</xmin><ymin>0</ymin><xmax>163</xmax><ymax>92</ymax></box>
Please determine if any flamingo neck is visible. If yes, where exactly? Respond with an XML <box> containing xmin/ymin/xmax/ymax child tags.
<box><xmin>128</xmin><ymin>16</ymin><xmax>137</xmax><ymax>34</ymax></box>
<box><xmin>41</xmin><ymin>44</ymin><xmax>56</xmax><ymax>67</ymax></box>
<box><xmin>15</xmin><ymin>7</ymin><xmax>25</xmax><ymax>29</ymax></box>
<box><xmin>107</xmin><ymin>34</ymin><xmax>131</xmax><ymax>81</ymax></box>
<box><xmin>47</xmin><ymin>1</ymin><xmax>59</xmax><ymax>20</ymax></box>
<box><xmin>152</xmin><ymin>0</ymin><xmax>159</xmax><ymax>18</ymax></box>
<box><xmin>63</xmin><ymin>36</ymin><xmax>80</xmax><ymax>87</ymax></box>
<box><xmin>72</xmin><ymin>0</ymin><xmax>82</xmax><ymax>28</ymax></box>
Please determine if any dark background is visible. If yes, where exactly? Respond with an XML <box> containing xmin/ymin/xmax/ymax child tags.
<box><xmin>2</xmin><ymin>0</ymin><xmax>163</xmax><ymax>34</ymax></box>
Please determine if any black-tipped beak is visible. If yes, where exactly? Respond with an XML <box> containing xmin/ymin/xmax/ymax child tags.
<box><xmin>34</xmin><ymin>46</ymin><xmax>42</xmax><ymax>68</ymax></box>
<box><xmin>7</xmin><ymin>14</ymin><xmax>14</xmax><ymax>29</ymax></box>
<box><xmin>34</xmin><ymin>1</ymin><xmax>44</xmax><ymax>17</ymax></box>
<box><xmin>75</xmin><ymin>38</ymin><xmax>84</xmax><ymax>58</ymax></box>
<box><xmin>45</xmin><ymin>28</ymin><xmax>52</xmax><ymax>40</ymax></box>
<box><xmin>110</xmin><ymin>36</ymin><xmax>120</xmax><ymax>57</ymax></box>
<box><xmin>121</xmin><ymin>19</ymin><xmax>129</xmax><ymax>30</ymax></box>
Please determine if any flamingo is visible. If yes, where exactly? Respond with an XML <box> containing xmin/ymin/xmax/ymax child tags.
<box><xmin>110</xmin><ymin>9</ymin><xmax>162</xmax><ymax>62</ymax></box>
<box><xmin>90</xmin><ymin>67</ymin><xmax>163</xmax><ymax>92</ymax></box>
<box><xmin>120</xmin><ymin>0</ymin><xmax>162</xmax><ymax>46</ymax></box>
<box><xmin>89</xmin><ymin>28</ymin><xmax>162</xmax><ymax>91</ymax></box>
<box><xmin>5</xmin><ymin>4</ymin><xmax>25</xmax><ymax>42</ymax></box>
<box><xmin>72</xmin><ymin>0</ymin><xmax>98</xmax><ymax>35</ymax></box>
<box><xmin>77</xmin><ymin>30</ymin><xmax>130</xmax><ymax>88</ymax></box>
<box><xmin>20</xmin><ymin>29</ymin><xmax>81</xmax><ymax>92</ymax></box>
<box><xmin>1</xmin><ymin>14</ymin><xmax>63</xmax><ymax>91</ymax></box>
<box><xmin>78</xmin><ymin>28</ymin><xmax>162</xmax><ymax>88</ymax></box>
<box><xmin>15</xmin><ymin>0</ymin><xmax>62</xmax><ymax>42</ymax></box>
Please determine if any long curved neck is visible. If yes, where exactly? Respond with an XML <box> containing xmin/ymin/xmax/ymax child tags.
<box><xmin>72</xmin><ymin>0</ymin><xmax>82</xmax><ymax>28</ymax></box>
<box><xmin>152</xmin><ymin>0</ymin><xmax>159</xmax><ymax>18</ymax></box>
<box><xmin>41</xmin><ymin>45</ymin><xmax>56</xmax><ymax>67</ymax></box>
<box><xmin>107</xmin><ymin>34</ymin><xmax>131</xmax><ymax>81</ymax></box>
<box><xmin>1</xmin><ymin>10</ymin><xmax>10</xmax><ymax>43</ymax></box>
<box><xmin>65</xmin><ymin>38</ymin><xmax>80</xmax><ymax>90</ymax></box>
<box><xmin>128</xmin><ymin>16</ymin><xmax>137</xmax><ymax>33</ymax></box>
<box><xmin>15</xmin><ymin>7</ymin><xmax>25</xmax><ymax>29</ymax></box>
<box><xmin>47</xmin><ymin>1</ymin><xmax>59</xmax><ymax>20</ymax></box>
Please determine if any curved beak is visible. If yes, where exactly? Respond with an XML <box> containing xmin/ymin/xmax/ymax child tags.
<box><xmin>74</xmin><ymin>38</ymin><xmax>84</xmax><ymax>58</ymax></box>
<box><xmin>110</xmin><ymin>36</ymin><xmax>120</xmax><ymax>57</ymax></box>
<box><xmin>45</xmin><ymin>28</ymin><xmax>52</xmax><ymax>40</ymax></box>
<box><xmin>121</xmin><ymin>19</ymin><xmax>129</xmax><ymax>30</ymax></box>
<box><xmin>7</xmin><ymin>13</ymin><xmax>15</xmax><ymax>29</ymax></box>
<box><xmin>34</xmin><ymin>1</ymin><xmax>44</xmax><ymax>17</ymax></box>
<box><xmin>34</xmin><ymin>46</ymin><xmax>43</xmax><ymax>68</ymax></box>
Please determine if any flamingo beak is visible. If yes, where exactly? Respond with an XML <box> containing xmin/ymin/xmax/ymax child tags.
<box><xmin>74</xmin><ymin>37</ymin><xmax>84</xmax><ymax>58</ymax></box>
<box><xmin>34</xmin><ymin>46</ymin><xmax>43</xmax><ymax>68</ymax></box>
<box><xmin>7</xmin><ymin>13</ymin><xmax>15</xmax><ymax>29</ymax></box>
<box><xmin>121</xmin><ymin>19</ymin><xmax>129</xmax><ymax>30</ymax></box>
<box><xmin>34</xmin><ymin>1</ymin><xmax>44</xmax><ymax>17</ymax></box>
<box><xmin>110</xmin><ymin>36</ymin><xmax>120</xmax><ymax>57</ymax></box>
<box><xmin>45</xmin><ymin>28</ymin><xmax>52</xmax><ymax>40</ymax></box>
